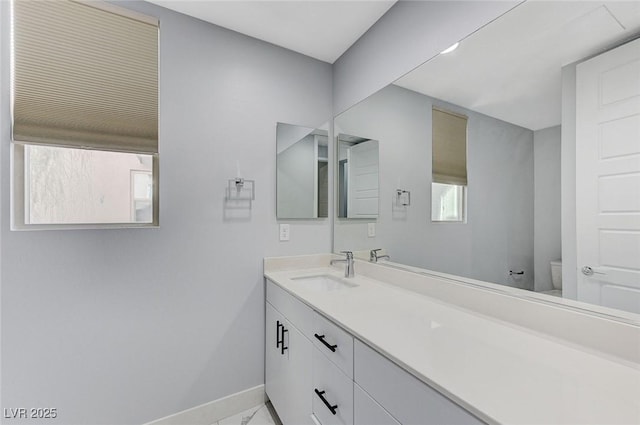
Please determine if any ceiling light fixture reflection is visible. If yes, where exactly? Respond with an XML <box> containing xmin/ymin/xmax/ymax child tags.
<box><xmin>440</xmin><ymin>42</ymin><xmax>459</xmax><ymax>54</ymax></box>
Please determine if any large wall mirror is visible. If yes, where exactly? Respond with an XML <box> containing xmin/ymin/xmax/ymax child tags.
<box><xmin>277</xmin><ymin>123</ymin><xmax>329</xmax><ymax>219</ymax></box>
<box><xmin>333</xmin><ymin>0</ymin><xmax>640</xmax><ymax>321</ymax></box>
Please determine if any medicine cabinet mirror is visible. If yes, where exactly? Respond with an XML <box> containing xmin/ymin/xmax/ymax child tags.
<box><xmin>276</xmin><ymin>123</ymin><xmax>329</xmax><ymax>219</ymax></box>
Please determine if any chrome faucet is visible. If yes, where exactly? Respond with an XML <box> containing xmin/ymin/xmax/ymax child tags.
<box><xmin>370</xmin><ymin>249</ymin><xmax>390</xmax><ymax>263</ymax></box>
<box><xmin>330</xmin><ymin>251</ymin><xmax>355</xmax><ymax>278</ymax></box>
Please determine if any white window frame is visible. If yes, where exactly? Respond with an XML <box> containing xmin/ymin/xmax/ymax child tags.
<box><xmin>12</xmin><ymin>144</ymin><xmax>159</xmax><ymax>230</ymax></box>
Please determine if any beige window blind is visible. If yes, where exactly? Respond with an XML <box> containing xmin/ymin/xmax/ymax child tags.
<box><xmin>432</xmin><ymin>107</ymin><xmax>468</xmax><ymax>185</ymax></box>
<box><xmin>12</xmin><ymin>0</ymin><xmax>158</xmax><ymax>154</ymax></box>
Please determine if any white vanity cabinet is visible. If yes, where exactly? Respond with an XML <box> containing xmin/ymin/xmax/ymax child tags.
<box><xmin>265</xmin><ymin>278</ymin><xmax>484</xmax><ymax>425</ymax></box>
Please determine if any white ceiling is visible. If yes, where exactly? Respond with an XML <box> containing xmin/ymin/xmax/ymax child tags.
<box><xmin>394</xmin><ymin>1</ymin><xmax>640</xmax><ymax>131</ymax></box>
<box><xmin>146</xmin><ymin>0</ymin><xmax>396</xmax><ymax>63</ymax></box>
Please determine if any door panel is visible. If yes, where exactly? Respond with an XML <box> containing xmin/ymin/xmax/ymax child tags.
<box><xmin>576</xmin><ymin>37</ymin><xmax>640</xmax><ymax>313</ymax></box>
<box><xmin>599</xmin><ymin>114</ymin><xmax>640</xmax><ymax>159</ymax></box>
<box><xmin>600</xmin><ymin>58</ymin><xmax>640</xmax><ymax>104</ymax></box>
<box><xmin>347</xmin><ymin>140</ymin><xmax>379</xmax><ymax>218</ymax></box>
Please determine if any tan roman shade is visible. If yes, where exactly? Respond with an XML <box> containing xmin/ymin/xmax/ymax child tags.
<box><xmin>432</xmin><ymin>107</ymin><xmax>468</xmax><ymax>185</ymax></box>
<box><xmin>12</xmin><ymin>0</ymin><xmax>158</xmax><ymax>154</ymax></box>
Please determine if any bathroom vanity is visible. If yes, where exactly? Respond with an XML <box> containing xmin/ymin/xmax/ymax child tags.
<box><xmin>264</xmin><ymin>254</ymin><xmax>640</xmax><ymax>425</ymax></box>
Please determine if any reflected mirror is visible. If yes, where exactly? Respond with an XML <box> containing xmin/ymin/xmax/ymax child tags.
<box><xmin>277</xmin><ymin>123</ymin><xmax>329</xmax><ymax>219</ymax></box>
<box><xmin>336</xmin><ymin>133</ymin><xmax>379</xmax><ymax>218</ymax></box>
<box><xmin>333</xmin><ymin>0</ymin><xmax>640</xmax><ymax>320</ymax></box>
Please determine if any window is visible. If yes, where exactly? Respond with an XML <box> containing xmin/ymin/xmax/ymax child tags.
<box><xmin>431</xmin><ymin>108</ymin><xmax>467</xmax><ymax>222</ymax></box>
<box><xmin>131</xmin><ymin>170</ymin><xmax>153</xmax><ymax>223</ymax></box>
<box><xmin>10</xmin><ymin>0</ymin><xmax>159</xmax><ymax>228</ymax></box>
<box><xmin>431</xmin><ymin>182</ymin><xmax>465</xmax><ymax>221</ymax></box>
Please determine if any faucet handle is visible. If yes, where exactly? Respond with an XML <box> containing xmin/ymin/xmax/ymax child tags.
<box><xmin>340</xmin><ymin>250</ymin><xmax>353</xmax><ymax>259</ymax></box>
<box><xmin>370</xmin><ymin>248</ymin><xmax>381</xmax><ymax>261</ymax></box>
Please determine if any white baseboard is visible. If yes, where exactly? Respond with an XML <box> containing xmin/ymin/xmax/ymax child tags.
<box><xmin>144</xmin><ymin>384</ymin><xmax>266</xmax><ymax>425</ymax></box>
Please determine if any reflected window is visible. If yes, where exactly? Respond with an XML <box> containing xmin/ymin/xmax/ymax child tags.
<box><xmin>431</xmin><ymin>107</ymin><xmax>467</xmax><ymax>222</ymax></box>
<box><xmin>431</xmin><ymin>183</ymin><xmax>465</xmax><ymax>221</ymax></box>
<box><xmin>131</xmin><ymin>170</ymin><xmax>153</xmax><ymax>223</ymax></box>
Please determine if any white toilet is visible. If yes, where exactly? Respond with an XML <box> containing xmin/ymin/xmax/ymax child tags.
<box><xmin>550</xmin><ymin>260</ymin><xmax>562</xmax><ymax>290</ymax></box>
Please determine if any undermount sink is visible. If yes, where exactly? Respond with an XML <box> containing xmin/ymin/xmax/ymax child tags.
<box><xmin>291</xmin><ymin>274</ymin><xmax>358</xmax><ymax>291</ymax></box>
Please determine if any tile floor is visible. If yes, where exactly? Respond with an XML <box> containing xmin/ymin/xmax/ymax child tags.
<box><xmin>214</xmin><ymin>402</ymin><xmax>281</xmax><ymax>425</ymax></box>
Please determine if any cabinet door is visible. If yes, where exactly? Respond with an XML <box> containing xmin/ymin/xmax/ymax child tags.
<box><xmin>266</xmin><ymin>301</ymin><xmax>313</xmax><ymax>425</ymax></box>
<box><xmin>266</xmin><ymin>302</ymin><xmax>287</xmax><ymax>419</ymax></box>
<box><xmin>283</xmin><ymin>318</ymin><xmax>314</xmax><ymax>425</ymax></box>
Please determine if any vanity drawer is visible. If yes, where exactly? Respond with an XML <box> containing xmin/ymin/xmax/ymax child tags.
<box><xmin>267</xmin><ymin>279</ymin><xmax>314</xmax><ymax>338</ymax></box>
<box><xmin>354</xmin><ymin>340</ymin><xmax>484</xmax><ymax>425</ymax></box>
<box><xmin>313</xmin><ymin>312</ymin><xmax>354</xmax><ymax>378</ymax></box>
<box><xmin>312</xmin><ymin>348</ymin><xmax>353</xmax><ymax>425</ymax></box>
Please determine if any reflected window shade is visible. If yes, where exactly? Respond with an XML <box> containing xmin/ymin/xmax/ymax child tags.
<box><xmin>12</xmin><ymin>0</ymin><xmax>158</xmax><ymax>154</ymax></box>
<box><xmin>432</xmin><ymin>108</ymin><xmax>468</xmax><ymax>185</ymax></box>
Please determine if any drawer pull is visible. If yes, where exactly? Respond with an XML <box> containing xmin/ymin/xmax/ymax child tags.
<box><xmin>314</xmin><ymin>389</ymin><xmax>338</xmax><ymax>415</ymax></box>
<box><xmin>314</xmin><ymin>333</ymin><xmax>337</xmax><ymax>352</ymax></box>
<box><xmin>281</xmin><ymin>328</ymin><xmax>288</xmax><ymax>354</ymax></box>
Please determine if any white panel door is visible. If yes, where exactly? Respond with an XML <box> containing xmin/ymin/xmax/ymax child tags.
<box><xmin>347</xmin><ymin>140</ymin><xmax>379</xmax><ymax>218</ymax></box>
<box><xmin>576</xmin><ymin>38</ymin><xmax>640</xmax><ymax>314</ymax></box>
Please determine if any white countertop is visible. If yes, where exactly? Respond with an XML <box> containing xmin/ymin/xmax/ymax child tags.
<box><xmin>264</xmin><ymin>261</ymin><xmax>640</xmax><ymax>425</ymax></box>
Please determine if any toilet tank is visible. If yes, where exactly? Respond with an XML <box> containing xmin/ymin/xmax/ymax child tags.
<box><xmin>550</xmin><ymin>260</ymin><xmax>562</xmax><ymax>289</ymax></box>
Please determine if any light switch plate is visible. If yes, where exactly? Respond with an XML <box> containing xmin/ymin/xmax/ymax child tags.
<box><xmin>367</xmin><ymin>222</ymin><xmax>376</xmax><ymax>237</ymax></box>
<box><xmin>279</xmin><ymin>224</ymin><xmax>290</xmax><ymax>241</ymax></box>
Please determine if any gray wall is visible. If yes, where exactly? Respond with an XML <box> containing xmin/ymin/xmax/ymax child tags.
<box><xmin>0</xmin><ymin>2</ymin><xmax>332</xmax><ymax>424</ymax></box>
<box><xmin>334</xmin><ymin>85</ymin><xmax>534</xmax><ymax>289</ymax></box>
<box><xmin>332</xmin><ymin>1</ymin><xmax>520</xmax><ymax>115</ymax></box>
<box><xmin>561</xmin><ymin>63</ymin><xmax>578</xmax><ymax>300</ymax></box>
<box><xmin>534</xmin><ymin>126</ymin><xmax>562</xmax><ymax>292</ymax></box>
